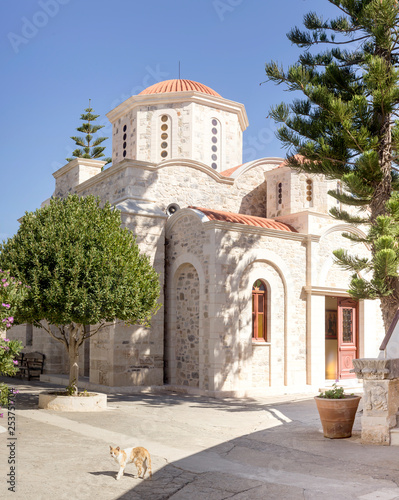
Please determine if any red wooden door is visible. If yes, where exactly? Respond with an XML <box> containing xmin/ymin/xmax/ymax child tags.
<box><xmin>337</xmin><ymin>298</ymin><xmax>358</xmax><ymax>379</ymax></box>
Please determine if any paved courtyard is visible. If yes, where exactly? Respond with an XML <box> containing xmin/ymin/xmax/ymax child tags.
<box><xmin>1</xmin><ymin>377</ymin><xmax>399</xmax><ymax>499</ymax></box>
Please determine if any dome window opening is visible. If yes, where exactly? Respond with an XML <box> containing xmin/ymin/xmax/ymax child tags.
<box><xmin>210</xmin><ymin>118</ymin><xmax>221</xmax><ymax>170</ymax></box>
<box><xmin>277</xmin><ymin>182</ymin><xmax>283</xmax><ymax>209</ymax></box>
<box><xmin>160</xmin><ymin>115</ymin><xmax>171</xmax><ymax>160</ymax></box>
<box><xmin>306</xmin><ymin>178</ymin><xmax>313</xmax><ymax>206</ymax></box>
<box><xmin>122</xmin><ymin>124</ymin><xmax>128</xmax><ymax>159</ymax></box>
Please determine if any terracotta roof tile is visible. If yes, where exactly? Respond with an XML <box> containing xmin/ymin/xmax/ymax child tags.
<box><xmin>274</xmin><ymin>154</ymin><xmax>308</xmax><ymax>170</ymax></box>
<box><xmin>189</xmin><ymin>207</ymin><xmax>297</xmax><ymax>232</ymax></box>
<box><xmin>139</xmin><ymin>79</ymin><xmax>221</xmax><ymax>97</ymax></box>
<box><xmin>219</xmin><ymin>165</ymin><xmax>243</xmax><ymax>177</ymax></box>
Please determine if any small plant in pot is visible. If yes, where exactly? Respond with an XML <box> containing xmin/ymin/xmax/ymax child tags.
<box><xmin>315</xmin><ymin>383</ymin><xmax>361</xmax><ymax>439</ymax></box>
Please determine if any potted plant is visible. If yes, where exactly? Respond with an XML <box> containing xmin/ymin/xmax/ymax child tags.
<box><xmin>315</xmin><ymin>383</ymin><xmax>361</xmax><ymax>439</ymax></box>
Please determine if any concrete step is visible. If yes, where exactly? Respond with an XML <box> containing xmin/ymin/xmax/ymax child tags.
<box><xmin>390</xmin><ymin>427</ymin><xmax>399</xmax><ymax>445</ymax></box>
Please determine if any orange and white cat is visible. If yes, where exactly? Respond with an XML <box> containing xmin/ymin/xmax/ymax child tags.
<box><xmin>109</xmin><ymin>445</ymin><xmax>152</xmax><ymax>480</ymax></box>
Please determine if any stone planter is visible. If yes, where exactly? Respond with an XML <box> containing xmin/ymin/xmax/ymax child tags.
<box><xmin>38</xmin><ymin>391</ymin><xmax>107</xmax><ymax>411</ymax></box>
<box><xmin>315</xmin><ymin>395</ymin><xmax>361</xmax><ymax>438</ymax></box>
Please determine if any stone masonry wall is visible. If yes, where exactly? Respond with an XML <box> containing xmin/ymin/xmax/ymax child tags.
<box><xmin>77</xmin><ymin>160</ymin><xmax>280</xmax><ymax>220</ymax></box>
<box><xmin>167</xmin><ymin>210</ymin><xmax>306</xmax><ymax>393</ymax></box>
<box><xmin>166</xmin><ymin>214</ymin><xmax>211</xmax><ymax>389</ymax></box>
<box><xmin>175</xmin><ymin>264</ymin><xmax>200</xmax><ymax>387</ymax></box>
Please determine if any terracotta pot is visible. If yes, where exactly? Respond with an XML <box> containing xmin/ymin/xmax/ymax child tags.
<box><xmin>314</xmin><ymin>395</ymin><xmax>361</xmax><ymax>439</ymax></box>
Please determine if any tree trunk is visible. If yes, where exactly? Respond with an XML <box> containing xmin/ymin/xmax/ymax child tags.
<box><xmin>68</xmin><ymin>329</ymin><xmax>80</xmax><ymax>394</ymax></box>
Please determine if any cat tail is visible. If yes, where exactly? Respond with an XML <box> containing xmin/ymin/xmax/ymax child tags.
<box><xmin>147</xmin><ymin>454</ymin><xmax>152</xmax><ymax>479</ymax></box>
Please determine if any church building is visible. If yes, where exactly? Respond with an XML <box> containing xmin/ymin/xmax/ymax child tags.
<box><xmin>10</xmin><ymin>79</ymin><xmax>385</xmax><ymax>396</ymax></box>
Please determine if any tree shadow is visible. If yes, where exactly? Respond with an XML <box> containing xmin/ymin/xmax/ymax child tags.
<box><xmin>109</xmin><ymin>408</ymin><xmax>392</xmax><ymax>500</ymax></box>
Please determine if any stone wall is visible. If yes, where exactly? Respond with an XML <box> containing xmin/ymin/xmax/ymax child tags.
<box><xmin>175</xmin><ymin>264</ymin><xmax>200</xmax><ymax>387</ymax></box>
<box><xmin>76</xmin><ymin>159</ymin><xmax>281</xmax><ymax>220</ymax></box>
<box><xmin>112</xmin><ymin>100</ymin><xmax>243</xmax><ymax>173</ymax></box>
<box><xmin>166</xmin><ymin>209</ymin><xmax>307</xmax><ymax>394</ymax></box>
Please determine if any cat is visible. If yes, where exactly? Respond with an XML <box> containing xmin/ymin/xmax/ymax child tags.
<box><xmin>109</xmin><ymin>445</ymin><xmax>152</xmax><ymax>480</ymax></box>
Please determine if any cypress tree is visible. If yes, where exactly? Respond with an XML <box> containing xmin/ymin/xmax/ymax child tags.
<box><xmin>66</xmin><ymin>100</ymin><xmax>111</xmax><ymax>164</ymax></box>
<box><xmin>265</xmin><ymin>0</ymin><xmax>399</xmax><ymax>332</ymax></box>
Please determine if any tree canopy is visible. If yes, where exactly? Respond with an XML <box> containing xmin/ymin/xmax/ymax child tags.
<box><xmin>265</xmin><ymin>0</ymin><xmax>399</xmax><ymax>331</ymax></box>
<box><xmin>0</xmin><ymin>194</ymin><xmax>160</xmax><ymax>389</ymax></box>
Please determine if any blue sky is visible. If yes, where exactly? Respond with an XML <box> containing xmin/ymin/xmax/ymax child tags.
<box><xmin>0</xmin><ymin>0</ymin><xmax>339</xmax><ymax>239</ymax></box>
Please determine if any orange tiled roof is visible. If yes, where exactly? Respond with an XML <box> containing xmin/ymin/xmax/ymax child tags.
<box><xmin>274</xmin><ymin>154</ymin><xmax>308</xmax><ymax>170</ymax></box>
<box><xmin>190</xmin><ymin>207</ymin><xmax>297</xmax><ymax>232</ymax></box>
<box><xmin>139</xmin><ymin>79</ymin><xmax>221</xmax><ymax>97</ymax></box>
<box><xmin>220</xmin><ymin>164</ymin><xmax>243</xmax><ymax>177</ymax></box>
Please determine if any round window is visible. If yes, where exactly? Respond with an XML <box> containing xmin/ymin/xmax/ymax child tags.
<box><xmin>211</xmin><ymin>163</ymin><xmax>217</xmax><ymax>169</ymax></box>
<box><xmin>212</xmin><ymin>137</ymin><xmax>217</xmax><ymax>144</ymax></box>
<box><xmin>161</xmin><ymin>150</ymin><xmax>168</xmax><ymax>158</ymax></box>
<box><xmin>211</xmin><ymin>154</ymin><xmax>217</xmax><ymax>161</ymax></box>
<box><xmin>212</xmin><ymin>145</ymin><xmax>217</xmax><ymax>152</ymax></box>
<box><xmin>123</xmin><ymin>125</ymin><xmax>127</xmax><ymax>132</ymax></box>
<box><xmin>212</xmin><ymin>119</ymin><xmax>218</xmax><ymax>126</ymax></box>
<box><xmin>161</xmin><ymin>133</ymin><xmax>168</xmax><ymax>140</ymax></box>
<box><xmin>212</xmin><ymin>127</ymin><xmax>217</xmax><ymax>135</ymax></box>
<box><xmin>123</xmin><ymin>133</ymin><xmax>127</xmax><ymax>141</ymax></box>
<box><xmin>123</xmin><ymin>142</ymin><xmax>126</xmax><ymax>149</ymax></box>
<box><xmin>161</xmin><ymin>124</ymin><xmax>168</xmax><ymax>131</ymax></box>
<box><xmin>123</xmin><ymin>150</ymin><xmax>127</xmax><ymax>157</ymax></box>
<box><xmin>161</xmin><ymin>142</ymin><xmax>168</xmax><ymax>149</ymax></box>
<box><xmin>161</xmin><ymin>115</ymin><xmax>168</xmax><ymax>122</ymax></box>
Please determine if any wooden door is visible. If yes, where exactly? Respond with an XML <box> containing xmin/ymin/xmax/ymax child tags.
<box><xmin>337</xmin><ymin>298</ymin><xmax>358</xmax><ymax>379</ymax></box>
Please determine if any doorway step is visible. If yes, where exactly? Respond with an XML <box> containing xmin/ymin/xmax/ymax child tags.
<box><xmin>389</xmin><ymin>413</ymin><xmax>399</xmax><ymax>445</ymax></box>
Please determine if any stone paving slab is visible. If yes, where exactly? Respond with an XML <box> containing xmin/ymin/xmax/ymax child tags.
<box><xmin>1</xmin><ymin>377</ymin><xmax>399</xmax><ymax>500</ymax></box>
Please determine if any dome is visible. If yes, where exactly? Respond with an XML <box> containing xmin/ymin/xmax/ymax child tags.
<box><xmin>139</xmin><ymin>79</ymin><xmax>221</xmax><ymax>97</ymax></box>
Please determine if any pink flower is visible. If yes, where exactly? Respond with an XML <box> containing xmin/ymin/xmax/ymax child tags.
<box><xmin>4</xmin><ymin>338</ymin><xmax>10</xmax><ymax>342</ymax></box>
<box><xmin>1</xmin><ymin>279</ymin><xmax>6</xmax><ymax>282</ymax></box>
<box><xmin>1</xmin><ymin>303</ymin><xmax>10</xmax><ymax>309</ymax></box>
<box><xmin>12</xmin><ymin>360</ymin><xmax>18</xmax><ymax>365</ymax></box>
<box><xmin>0</xmin><ymin>413</ymin><xmax>3</xmax><ymax>418</ymax></box>
<box><xmin>8</xmin><ymin>317</ymin><xmax>13</xmax><ymax>323</ymax></box>
<box><xmin>3</xmin><ymin>283</ymin><xmax>9</xmax><ymax>287</ymax></box>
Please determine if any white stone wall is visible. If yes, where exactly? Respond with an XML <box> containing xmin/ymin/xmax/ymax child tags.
<box><xmin>266</xmin><ymin>168</ymin><xmax>334</xmax><ymax>219</ymax></box>
<box><xmin>112</xmin><ymin>111</ymin><xmax>137</xmax><ymax>164</ymax></box>
<box><xmin>166</xmin><ymin>210</ymin><xmax>307</xmax><ymax>394</ymax></box>
<box><xmin>53</xmin><ymin>159</ymin><xmax>104</xmax><ymax>198</ymax></box>
<box><xmin>111</xmin><ymin>100</ymin><xmax>242</xmax><ymax>172</ymax></box>
<box><xmin>76</xmin><ymin>160</ymin><xmax>279</xmax><ymax>222</ymax></box>
<box><xmin>89</xmin><ymin>211</ymin><xmax>165</xmax><ymax>387</ymax></box>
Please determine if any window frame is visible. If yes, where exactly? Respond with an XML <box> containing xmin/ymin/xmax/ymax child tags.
<box><xmin>252</xmin><ymin>279</ymin><xmax>267</xmax><ymax>342</ymax></box>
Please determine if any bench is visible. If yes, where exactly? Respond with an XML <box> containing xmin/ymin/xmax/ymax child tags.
<box><xmin>16</xmin><ymin>352</ymin><xmax>45</xmax><ymax>380</ymax></box>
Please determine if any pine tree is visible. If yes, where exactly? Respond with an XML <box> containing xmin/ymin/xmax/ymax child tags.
<box><xmin>66</xmin><ymin>100</ymin><xmax>111</xmax><ymax>164</ymax></box>
<box><xmin>265</xmin><ymin>0</ymin><xmax>399</xmax><ymax>332</ymax></box>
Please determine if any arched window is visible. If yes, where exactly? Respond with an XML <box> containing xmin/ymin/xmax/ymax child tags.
<box><xmin>305</xmin><ymin>178</ymin><xmax>313</xmax><ymax>206</ymax></box>
<box><xmin>160</xmin><ymin>114</ymin><xmax>171</xmax><ymax>160</ymax></box>
<box><xmin>210</xmin><ymin>118</ymin><xmax>221</xmax><ymax>170</ymax></box>
<box><xmin>122</xmin><ymin>124</ymin><xmax>127</xmax><ymax>158</ymax></box>
<box><xmin>276</xmin><ymin>182</ymin><xmax>282</xmax><ymax>209</ymax></box>
<box><xmin>252</xmin><ymin>279</ymin><xmax>267</xmax><ymax>341</ymax></box>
